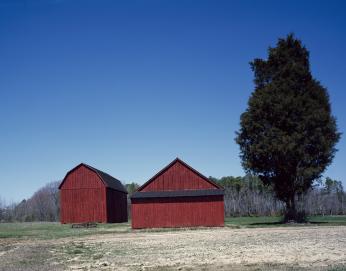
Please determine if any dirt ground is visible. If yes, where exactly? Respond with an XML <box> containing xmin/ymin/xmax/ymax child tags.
<box><xmin>1</xmin><ymin>226</ymin><xmax>346</xmax><ymax>271</ymax></box>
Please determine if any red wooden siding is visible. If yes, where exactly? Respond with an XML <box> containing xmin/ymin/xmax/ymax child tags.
<box><xmin>141</xmin><ymin>160</ymin><xmax>218</xmax><ymax>192</ymax></box>
<box><xmin>131</xmin><ymin>158</ymin><xmax>224</xmax><ymax>229</ymax></box>
<box><xmin>61</xmin><ymin>187</ymin><xmax>107</xmax><ymax>223</ymax></box>
<box><xmin>132</xmin><ymin>195</ymin><xmax>224</xmax><ymax>228</ymax></box>
<box><xmin>60</xmin><ymin>164</ymin><xmax>127</xmax><ymax>224</ymax></box>
<box><xmin>62</xmin><ymin>165</ymin><xmax>104</xmax><ymax>190</ymax></box>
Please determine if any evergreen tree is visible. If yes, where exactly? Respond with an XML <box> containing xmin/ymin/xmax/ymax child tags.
<box><xmin>236</xmin><ymin>34</ymin><xmax>341</xmax><ymax>221</ymax></box>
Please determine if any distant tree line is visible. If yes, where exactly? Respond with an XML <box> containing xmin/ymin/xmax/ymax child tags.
<box><xmin>0</xmin><ymin>177</ymin><xmax>344</xmax><ymax>222</ymax></box>
<box><xmin>0</xmin><ymin>181</ymin><xmax>60</xmax><ymax>222</ymax></box>
<box><xmin>210</xmin><ymin>175</ymin><xmax>345</xmax><ymax>217</ymax></box>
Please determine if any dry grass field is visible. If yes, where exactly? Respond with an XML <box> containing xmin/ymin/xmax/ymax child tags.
<box><xmin>0</xmin><ymin>217</ymin><xmax>346</xmax><ymax>271</ymax></box>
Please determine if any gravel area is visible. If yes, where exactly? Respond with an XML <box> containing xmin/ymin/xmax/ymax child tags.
<box><xmin>1</xmin><ymin>226</ymin><xmax>345</xmax><ymax>270</ymax></box>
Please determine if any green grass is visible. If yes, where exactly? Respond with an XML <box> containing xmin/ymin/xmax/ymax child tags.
<box><xmin>307</xmin><ymin>215</ymin><xmax>346</xmax><ymax>224</ymax></box>
<box><xmin>225</xmin><ymin>215</ymin><xmax>346</xmax><ymax>228</ymax></box>
<box><xmin>0</xmin><ymin>215</ymin><xmax>345</xmax><ymax>240</ymax></box>
<box><xmin>327</xmin><ymin>266</ymin><xmax>346</xmax><ymax>271</ymax></box>
<box><xmin>0</xmin><ymin>221</ymin><xmax>130</xmax><ymax>239</ymax></box>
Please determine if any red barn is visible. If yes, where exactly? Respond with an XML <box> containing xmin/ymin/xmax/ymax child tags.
<box><xmin>59</xmin><ymin>163</ymin><xmax>128</xmax><ymax>224</ymax></box>
<box><xmin>131</xmin><ymin>158</ymin><xmax>224</xmax><ymax>229</ymax></box>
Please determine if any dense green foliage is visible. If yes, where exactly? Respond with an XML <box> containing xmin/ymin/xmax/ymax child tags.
<box><xmin>210</xmin><ymin>175</ymin><xmax>269</xmax><ymax>193</ymax></box>
<box><xmin>236</xmin><ymin>34</ymin><xmax>341</xmax><ymax>220</ymax></box>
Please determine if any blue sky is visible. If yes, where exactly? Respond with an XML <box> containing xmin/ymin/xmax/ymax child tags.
<box><xmin>0</xmin><ymin>0</ymin><xmax>345</xmax><ymax>202</ymax></box>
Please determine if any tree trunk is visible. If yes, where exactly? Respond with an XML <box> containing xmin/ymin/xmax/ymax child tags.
<box><xmin>284</xmin><ymin>193</ymin><xmax>306</xmax><ymax>223</ymax></box>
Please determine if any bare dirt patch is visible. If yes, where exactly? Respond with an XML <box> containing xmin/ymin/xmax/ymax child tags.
<box><xmin>0</xmin><ymin>239</ymin><xmax>64</xmax><ymax>271</ymax></box>
<box><xmin>1</xmin><ymin>226</ymin><xmax>346</xmax><ymax>271</ymax></box>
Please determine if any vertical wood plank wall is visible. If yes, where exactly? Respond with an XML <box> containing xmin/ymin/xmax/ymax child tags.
<box><xmin>60</xmin><ymin>165</ymin><xmax>127</xmax><ymax>223</ymax></box>
<box><xmin>131</xmin><ymin>195</ymin><xmax>224</xmax><ymax>228</ymax></box>
<box><xmin>132</xmin><ymin>159</ymin><xmax>225</xmax><ymax>229</ymax></box>
<box><xmin>60</xmin><ymin>166</ymin><xmax>106</xmax><ymax>223</ymax></box>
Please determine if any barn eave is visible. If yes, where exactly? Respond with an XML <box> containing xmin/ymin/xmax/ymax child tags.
<box><xmin>131</xmin><ymin>189</ymin><xmax>224</xmax><ymax>199</ymax></box>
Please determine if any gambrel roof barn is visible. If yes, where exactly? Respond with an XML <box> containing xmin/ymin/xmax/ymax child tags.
<box><xmin>59</xmin><ymin>163</ymin><xmax>128</xmax><ymax>224</ymax></box>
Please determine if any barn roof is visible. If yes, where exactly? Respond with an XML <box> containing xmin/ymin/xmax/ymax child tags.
<box><xmin>137</xmin><ymin>157</ymin><xmax>223</xmax><ymax>191</ymax></box>
<box><xmin>59</xmin><ymin>163</ymin><xmax>127</xmax><ymax>193</ymax></box>
<box><xmin>131</xmin><ymin>189</ymin><xmax>224</xmax><ymax>199</ymax></box>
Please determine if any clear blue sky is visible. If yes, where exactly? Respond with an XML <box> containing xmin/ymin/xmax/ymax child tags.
<box><xmin>1</xmin><ymin>0</ymin><xmax>345</xmax><ymax>203</ymax></box>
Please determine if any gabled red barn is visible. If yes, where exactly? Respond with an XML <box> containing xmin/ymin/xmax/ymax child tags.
<box><xmin>131</xmin><ymin>158</ymin><xmax>224</xmax><ymax>228</ymax></box>
<box><xmin>59</xmin><ymin>163</ymin><xmax>128</xmax><ymax>224</ymax></box>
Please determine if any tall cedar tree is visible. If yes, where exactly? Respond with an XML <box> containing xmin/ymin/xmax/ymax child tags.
<box><xmin>236</xmin><ymin>34</ymin><xmax>340</xmax><ymax>221</ymax></box>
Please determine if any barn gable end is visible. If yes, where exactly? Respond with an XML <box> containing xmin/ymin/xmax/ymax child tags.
<box><xmin>139</xmin><ymin>158</ymin><xmax>221</xmax><ymax>192</ymax></box>
<box><xmin>59</xmin><ymin>163</ymin><xmax>127</xmax><ymax>193</ymax></box>
<box><xmin>59</xmin><ymin>163</ymin><xmax>128</xmax><ymax>224</ymax></box>
<box><xmin>59</xmin><ymin>164</ymin><xmax>104</xmax><ymax>190</ymax></box>
<box><xmin>131</xmin><ymin>158</ymin><xmax>224</xmax><ymax>229</ymax></box>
